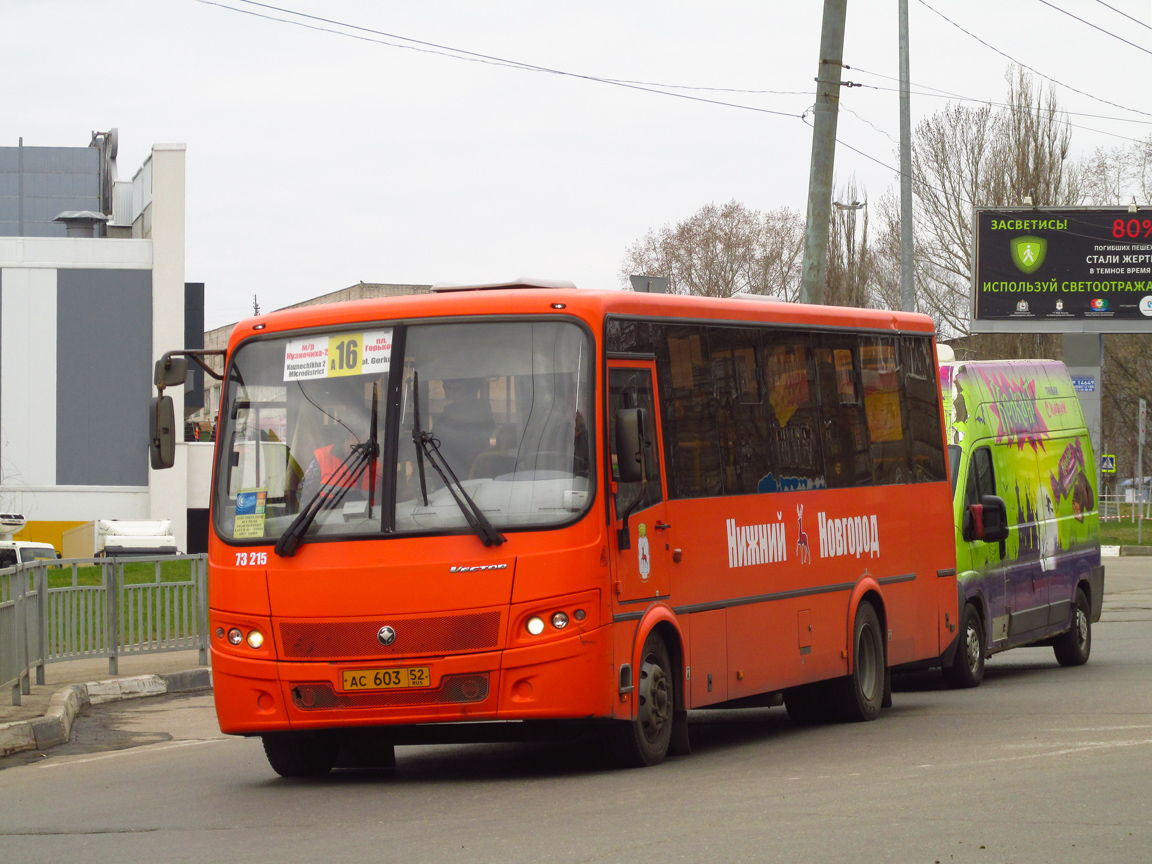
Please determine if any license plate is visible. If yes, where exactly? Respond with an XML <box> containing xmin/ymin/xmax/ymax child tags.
<box><xmin>341</xmin><ymin>666</ymin><xmax>431</xmax><ymax>691</ymax></box>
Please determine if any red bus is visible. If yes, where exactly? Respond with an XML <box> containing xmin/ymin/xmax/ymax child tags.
<box><xmin>151</xmin><ymin>281</ymin><xmax>958</xmax><ymax>774</ymax></box>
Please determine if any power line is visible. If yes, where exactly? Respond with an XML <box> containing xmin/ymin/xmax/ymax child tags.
<box><xmin>916</xmin><ymin>0</ymin><xmax>1152</xmax><ymax>120</ymax></box>
<box><xmin>1036</xmin><ymin>0</ymin><xmax>1152</xmax><ymax>57</ymax></box>
<box><xmin>198</xmin><ymin>0</ymin><xmax>809</xmax><ymax>121</ymax></box>
<box><xmin>850</xmin><ymin>64</ymin><xmax>1152</xmax><ymax>129</ymax></box>
<box><xmin>1093</xmin><ymin>0</ymin><xmax>1152</xmax><ymax>31</ymax></box>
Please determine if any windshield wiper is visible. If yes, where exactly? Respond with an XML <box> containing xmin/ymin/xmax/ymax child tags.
<box><xmin>274</xmin><ymin>431</ymin><xmax>378</xmax><ymax>558</ymax></box>
<box><xmin>411</xmin><ymin>371</ymin><xmax>430</xmax><ymax>506</ymax></box>
<box><xmin>416</xmin><ymin>433</ymin><xmax>505</xmax><ymax>547</ymax></box>
<box><xmin>409</xmin><ymin>377</ymin><xmax>503</xmax><ymax>548</ymax></box>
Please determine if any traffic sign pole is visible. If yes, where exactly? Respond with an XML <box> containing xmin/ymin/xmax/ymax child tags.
<box><xmin>1140</xmin><ymin>399</ymin><xmax>1147</xmax><ymax>545</ymax></box>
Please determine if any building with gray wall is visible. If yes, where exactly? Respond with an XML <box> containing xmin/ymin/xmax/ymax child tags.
<box><xmin>0</xmin><ymin>133</ymin><xmax>191</xmax><ymax>553</ymax></box>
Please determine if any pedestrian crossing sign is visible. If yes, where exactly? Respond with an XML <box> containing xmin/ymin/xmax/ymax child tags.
<box><xmin>1101</xmin><ymin>454</ymin><xmax>1116</xmax><ymax>474</ymax></box>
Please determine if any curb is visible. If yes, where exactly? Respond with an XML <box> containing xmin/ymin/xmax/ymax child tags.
<box><xmin>0</xmin><ymin>668</ymin><xmax>212</xmax><ymax>758</ymax></box>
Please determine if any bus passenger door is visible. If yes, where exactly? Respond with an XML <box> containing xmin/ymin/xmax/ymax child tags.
<box><xmin>608</xmin><ymin>363</ymin><xmax>671</xmax><ymax>604</ymax></box>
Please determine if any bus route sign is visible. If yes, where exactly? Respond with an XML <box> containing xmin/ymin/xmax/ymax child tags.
<box><xmin>973</xmin><ymin>208</ymin><xmax>1152</xmax><ymax>322</ymax></box>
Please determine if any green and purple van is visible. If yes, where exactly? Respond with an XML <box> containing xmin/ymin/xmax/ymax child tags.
<box><xmin>939</xmin><ymin>359</ymin><xmax>1104</xmax><ymax>687</ymax></box>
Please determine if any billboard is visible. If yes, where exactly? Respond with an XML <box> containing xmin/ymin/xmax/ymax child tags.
<box><xmin>973</xmin><ymin>208</ymin><xmax>1152</xmax><ymax>324</ymax></box>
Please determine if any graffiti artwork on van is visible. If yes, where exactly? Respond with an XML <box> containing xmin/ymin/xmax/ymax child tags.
<box><xmin>1049</xmin><ymin>437</ymin><xmax>1094</xmax><ymax>523</ymax></box>
<box><xmin>977</xmin><ymin>366</ymin><xmax>1050</xmax><ymax>449</ymax></box>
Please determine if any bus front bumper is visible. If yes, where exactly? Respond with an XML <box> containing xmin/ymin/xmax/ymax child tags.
<box><xmin>211</xmin><ymin>626</ymin><xmax>613</xmax><ymax>735</ymax></box>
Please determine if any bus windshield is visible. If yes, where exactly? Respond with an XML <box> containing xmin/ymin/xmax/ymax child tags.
<box><xmin>214</xmin><ymin>319</ymin><xmax>593</xmax><ymax>544</ymax></box>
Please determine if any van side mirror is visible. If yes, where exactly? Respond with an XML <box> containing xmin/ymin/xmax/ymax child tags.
<box><xmin>963</xmin><ymin>494</ymin><xmax>1009</xmax><ymax>543</ymax></box>
<box><xmin>615</xmin><ymin>408</ymin><xmax>648</xmax><ymax>483</ymax></box>
<box><xmin>979</xmin><ymin>494</ymin><xmax>1009</xmax><ymax>542</ymax></box>
<box><xmin>155</xmin><ymin>356</ymin><xmax>189</xmax><ymax>389</ymax></box>
<box><xmin>149</xmin><ymin>395</ymin><xmax>176</xmax><ymax>469</ymax></box>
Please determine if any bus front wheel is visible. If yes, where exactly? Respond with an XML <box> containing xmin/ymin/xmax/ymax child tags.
<box><xmin>262</xmin><ymin>731</ymin><xmax>340</xmax><ymax>778</ymax></box>
<box><xmin>614</xmin><ymin>630</ymin><xmax>674</xmax><ymax>767</ymax></box>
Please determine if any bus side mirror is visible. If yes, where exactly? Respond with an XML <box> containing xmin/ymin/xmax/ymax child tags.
<box><xmin>155</xmin><ymin>355</ymin><xmax>189</xmax><ymax>389</ymax></box>
<box><xmin>979</xmin><ymin>494</ymin><xmax>1009</xmax><ymax>543</ymax></box>
<box><xmin>615</xmin><ymin>408</ymin><xmax>648</xmax><ymax>483</ymax></box>
<box><xmin>150</xmin><ymin>395</ymin><xmax>176</xmax><ymax>469</ymax></box>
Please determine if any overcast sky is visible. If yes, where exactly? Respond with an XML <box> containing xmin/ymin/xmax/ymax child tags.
<box><xmin>5</xmin><ymin>0</ymin><xmax>1150</xmax><ymax>329</ymax></box>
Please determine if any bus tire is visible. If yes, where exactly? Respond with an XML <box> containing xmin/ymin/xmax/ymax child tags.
<box><xmin>1053</xmin><ymin>587</ymin><xmax>1091</xmax><ymax>667</ymax></box>
<box><xmin>838</xmin><ymin>601</ymin><xmax>884</xmax><ymax>722</ymax></box>
<box><xmin>262</xmin><ymin>732</ymin><xmax>340</xmax><ymax>778</ymax></box>
<box><xmin>942</xmin><ymin>603</ymin><xmax>985</xmax><ymax>689</ymax></box>
<box><xmin>614</xmin><ymin>630</ymin><xmax>674</xmax><ymax>767</ymax></box>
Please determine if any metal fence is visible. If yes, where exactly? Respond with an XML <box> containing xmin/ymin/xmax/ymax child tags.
<box><xmin>1</xmin><ymin>554</ymin><xmax>207</xmax><ymax>706</ymax></box>
<box><xmin>1100</xmin><ymin>493</ymin><xmax>1150</xmax><ymax>523</ymax></box>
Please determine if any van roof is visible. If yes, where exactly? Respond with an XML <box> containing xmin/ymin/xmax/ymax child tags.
<box><xmin>940</xmin><ymin>359</ymin><xmax>1088</xmax><ymax>444</ymax></box>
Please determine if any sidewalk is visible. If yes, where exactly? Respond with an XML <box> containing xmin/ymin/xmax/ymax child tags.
<box><xmin>0</xmin><ymin>650</ymin><xmax>210</xmax><ymax>757</ymax></box>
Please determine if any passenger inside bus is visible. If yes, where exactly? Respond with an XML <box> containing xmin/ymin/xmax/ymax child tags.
<box><xmin>432</xmin><ymin>378</ymin><xmax>494</xmax><ymax>477</ymax></box>
<box><xmin>297</xmin><ymin>411</ymin><xmax>380</xmax><ymax>509</ymax></box>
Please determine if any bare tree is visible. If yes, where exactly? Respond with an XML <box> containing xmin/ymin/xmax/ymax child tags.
<box><xmin>620</xmin><ymin>201</ymin><xmax>804</xmax><ymax>299</ymax></box>
<box><xmin>825</xmin><ymin>178</ymin><xmax>877</xmax><ymax>308</ymax></box>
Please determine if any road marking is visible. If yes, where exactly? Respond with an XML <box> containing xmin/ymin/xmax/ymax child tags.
<box><xmin>39</xmin><ymin>738</ymin><xmax>225</xmax><ymax>769</ymax></box>
<box><xmin>1044</xmin><ymin>724</ymin><xmax>1152</xmax><ymax>732</ymax></box>
<box><xmin>913</xmin><ymin>738</ymin><xmax>1152</xmax><ymax>770</ymax></box>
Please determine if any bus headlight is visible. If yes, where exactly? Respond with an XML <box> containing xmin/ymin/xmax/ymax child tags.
<box><xmin>246</xmin><ymin>630</ymin><xmax>265</xmax><ymax>649</ymax></box>
<box><xmin>551</xmin><ymin>612</ymin><xmax>569</xmax><ymax>630</ymax></box>
<box><xmin>227</xmin><ymin>628</ymin><xmax>243</xmax><ymax>646</ymax></box>
<box><xmin>526</xmin><ymin>616</ymin><xmax>545</xmax><ymax>636</ymax></box>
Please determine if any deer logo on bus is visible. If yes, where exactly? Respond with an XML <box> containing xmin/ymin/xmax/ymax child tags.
<box><xmin>796</xmin><ymin>505</ymin><xmax>811</xmax><ymax>564</ymax></box>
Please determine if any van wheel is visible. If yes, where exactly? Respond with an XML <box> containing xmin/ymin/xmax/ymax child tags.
<box><xmin>1053</xmin><ymin>587</ymin><xmax>1091</xmax><ymax>667</ymax></box>
<box><xmin>836</xmin><ymin>601</ymin><xmax>885</xmax><ymax>722</ymax></box>
<box><xmin>943</xmin><ymin>603</ymin><xmax>985</xmax><ymax>689</ymax></box>
<box><xmin>613</xmin><ymin>630</ymin><xmax>674</xmax><ymax>767</ymax></box>
<box><xmin>262</xmin><ymin>732</ymin><xmax>340</xmax><ymax>777</ymax></box>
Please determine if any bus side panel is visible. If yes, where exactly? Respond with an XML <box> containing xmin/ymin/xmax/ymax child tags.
<box><xmin>688</xmin><ymin>609</ymin><xmax>727</xmax><ymax>707</ymax></box>
<box><xmin>665</xmin><ymin>482</ymin><xmax>953</xmax><ymax>693</ymax></box>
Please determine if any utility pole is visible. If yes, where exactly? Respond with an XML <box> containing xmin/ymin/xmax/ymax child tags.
<box><xmin>800</xmin><ymin>0</ymin><xmax>848</xmax><ymax>306</ymax></box>
<box><xmin>899</xmin><ymin>0</ymin><xmax>916</xmax><ymax>313</ymax></box>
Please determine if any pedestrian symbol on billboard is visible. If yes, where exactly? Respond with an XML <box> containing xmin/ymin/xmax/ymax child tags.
<box><xmin>1011</xmin><ymin>235</ymin><xmax>1047</xmax><ymax>274</ymax></box>
<box><xmin>1101</xmin><ymin>454</ymin><xmax>1116</xmax><ymax>474</ymax></box>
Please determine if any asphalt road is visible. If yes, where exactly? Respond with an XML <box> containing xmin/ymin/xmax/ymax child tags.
<box><xmin>2</xmin><ymin>559</ymin><xmax>1149</xmax><ymax>864</ymax></box>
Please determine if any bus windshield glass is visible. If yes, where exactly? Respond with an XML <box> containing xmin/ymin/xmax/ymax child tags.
<box><xmin>395</xmin><ymin>320</ymin><xmax>591</xmax><ymax>535</ymax></box>
<box><xmin>213</xmin><ymin>319</ymin><xmax>592</xmax><ymax>543</ymax></box>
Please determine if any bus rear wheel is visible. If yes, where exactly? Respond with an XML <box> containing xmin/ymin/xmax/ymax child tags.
<box><xmin>262</xmin><ymin>731</ymin><xmax>340</xmax><ymax>778</ymax></box>
<box><xmin>836</xmin><ymin>601</ymin><xmax>885</xmax><ymax>722</ymax></box>
<box><xmin>614</xmin><ymin>630</ymin><xmax>674</xmax><ymax>767</ymax></box>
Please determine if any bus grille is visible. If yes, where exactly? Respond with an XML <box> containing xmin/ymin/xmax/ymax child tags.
<box><xmin>290</xmin><ymin>674</ymin><xmax>490</xmax><ymax>710</ymax></box>
<box><xmin>278</xmin><ymin>611</ymin><xmax>502</xmax><ymax>659</ymax></box>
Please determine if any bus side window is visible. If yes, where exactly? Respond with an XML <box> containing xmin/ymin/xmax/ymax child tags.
<box><xmin>861</xmin><ymin>336</ymin><xmax>912</xmax><ymax>485</ymax></box>
<box><xmin>903</xmin><ymin>336</ymin><xmax>948</xmax><ymax>483</ymax></box>
<box><xmin>815</xmin><ymin>335</ymin><xmax>870</xmax><ymax>489</ymax></box>
<box><xmin>608</xmin><ymin>368</ymin><xmax>663</xmax><ymax>514</ymax></box>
